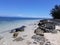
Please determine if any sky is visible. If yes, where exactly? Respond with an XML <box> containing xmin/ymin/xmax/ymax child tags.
<box><xmin>0</xmin><ymin>0</ymin><xmax>60</xmax><ymax>18</ymax></box>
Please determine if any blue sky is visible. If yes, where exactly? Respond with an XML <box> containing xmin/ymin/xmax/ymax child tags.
<box><xmin>0</xmin><ymin>0</ymin><xmax>60</xmax><ymax>18</ymax></box>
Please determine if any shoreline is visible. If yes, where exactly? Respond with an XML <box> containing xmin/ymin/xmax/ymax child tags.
<box><xmin>0</xmin><ymin>20</ymin><xmax>60</xmax><ymax>45</ymax></box>
<box><xmin>0</xmin><ymin>20</ymin><xmax>39</xmax><ymax>33</ymax></box>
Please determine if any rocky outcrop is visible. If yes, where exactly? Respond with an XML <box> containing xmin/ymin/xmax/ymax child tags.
<box><xmin>34</xmin><ymin>19</ymin><xmax>56</xmax><ymax>36</ymax></box>
<box><xmin>33</xmin><ymin>19</ymin><xmax>57</xmax><ymax>45</ymax></box>
<box><xmin>38</xmin><ymin>19</ymin><xmax>55</xmax><ymax>33</ymax></box>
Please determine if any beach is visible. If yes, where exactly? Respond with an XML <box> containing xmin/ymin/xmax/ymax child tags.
<box><xmin>0</xmin><ymin>20</ymin><xmax>60</xmax><ymax>45</ymax></box>
<box><xmin>0</xmin><ymin>20</ymin><xmax>39</xmax><ymax>45</ymax></box>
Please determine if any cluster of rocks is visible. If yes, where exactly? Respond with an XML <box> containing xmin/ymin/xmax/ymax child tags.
<box><xmin>32</xmin><ymin>35</ymin><xmax>51</xmax><ymax>45</ymax></box>
<box><xmin>33</xmin><ymin>19</ymin><xmax>57</xmax><ymax>45</ymax></box>
<box><xmin>34</xmin><ymin>19</ymin><xmax>57</xmax><ymax>37</ymax></box>
<box><xmin>32</xmin><ymin>35</ymin><xmax>45</xmax><ymax>42</ymax></box>
<box><xmin>37</xmin><ymin>19</ymin><xmax>56</xmax><ymax>33</ymax></box>
<box><xmin>10</xmin><ymin>26</ymin><xmax>26</xmax><ymax>38</ymax></box>
<box><xmin>11</xmin><ymin>26</ymin><xmax>26</xmax><ymax>42</ymax></box>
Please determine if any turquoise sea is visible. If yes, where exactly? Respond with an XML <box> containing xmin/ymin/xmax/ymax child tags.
<box><xmin>0</xmin><ymin>17</ymin><xmax>41</xmax><ymax>33</ymax></box>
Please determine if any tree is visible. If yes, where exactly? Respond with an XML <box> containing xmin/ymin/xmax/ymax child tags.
<box><xmin>50</xmin><ymin>5</ymin><xmax>60</xmax><ymax>19</ymax></box>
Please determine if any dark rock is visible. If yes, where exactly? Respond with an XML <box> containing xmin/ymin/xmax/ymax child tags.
<box><xmin>13</xmin><ymin>32</ymin><xmax>19</xmax><ymax>38</ymax></box>
<box><xmin>45</xmin><ymin>41</ymin><xmax>51</xmax><ymax>45</ymax></box>
<box><xmin>10</xmin><ymin>26</ymin><xmax>26</xmax><ymax>33</ymax></box>
<box><xmin>34</xmin><ymin>28</ymin><xmax>44</xmax><ymax>36</ymax></box>
<box><xmin>38</xmin><ymin>19</ymin><xmax>48</xmax><ymax>26</ymax></box>
<box><xmin>45</xmin><ymin>22</ymin><xmax>55</xmax><ymax>29</ymax></box>
<box><xmin>38</xmin><ymin>19</ymin><xmax>55</xmax><ymax>33</ymax></box>
<box><xmin>32</xmin><ymin>35</ymin><xmax>45</xmax><ymax>42</ymax></box>
<box><xmin>15</xmin><ymin>26</ymin><xmax>26</xmax><ymax>32</ymax></box>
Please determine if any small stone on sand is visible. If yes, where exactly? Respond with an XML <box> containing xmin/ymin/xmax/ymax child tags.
<box><xmin>13</xmin><ymin>37</ymin><xmax>24</xmax><ymax>41</ymax></box>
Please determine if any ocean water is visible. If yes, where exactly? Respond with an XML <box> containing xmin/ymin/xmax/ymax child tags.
<box><xmin>0</xmin><ymin>17</ymin><xmax>40</xmax><ymax>33</ymax></box>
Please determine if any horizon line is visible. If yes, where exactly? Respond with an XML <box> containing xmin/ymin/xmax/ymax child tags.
<box><xmin>0</xmin><ymin>16</ymin><xmax>52</xmax><ymax>19</ymax></box>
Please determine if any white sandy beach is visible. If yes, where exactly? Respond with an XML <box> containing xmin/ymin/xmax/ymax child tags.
<box><xmin>0</xmin><ymin>20</ymin><xmax>39</xmax><ymax>45</ymax></box>
<box><xmin>44</xmin><ymin>26</ymin><xmax>60</xmax><ymax>45</ymax></box>
<box><xmin>0</xmin><ymin>20</ymin><xmax>60</xmax><ymax>45</ymax></box>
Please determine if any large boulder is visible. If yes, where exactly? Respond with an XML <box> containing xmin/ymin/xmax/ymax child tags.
<box><xmin>34</xmin><ymin>28</ymin><xmax>44</xmax><ymax>36</ymax></box>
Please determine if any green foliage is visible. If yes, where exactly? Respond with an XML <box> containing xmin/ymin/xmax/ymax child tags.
<box><xmin>50</xmin><ymin>5</ymin><xmax>60</xmax><ymax>19</ymax></box>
